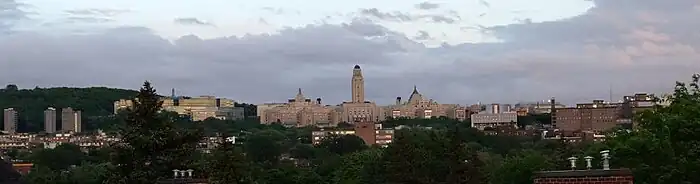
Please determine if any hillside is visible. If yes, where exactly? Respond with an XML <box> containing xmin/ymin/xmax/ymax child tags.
<box><xmin>0</xmin><ymin>85</ymin><xmax>138</xmax><ymax>133</ymax></box>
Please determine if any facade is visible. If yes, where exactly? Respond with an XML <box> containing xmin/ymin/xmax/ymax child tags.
<box><xmin>61</xmin><ymin>107</ymin><xmax>82</xmax><ymax>133</ymax></box>
<box><xmin>44</xmin><ymin>107</ymin><xmax>57</xmax><ymax>133</ymax></box>
<box><xmin>554</xmin><ymin>93</ymin><xmax>657</xmax><ymax>132</ymax></box>
<box><xmin>470</xmin><ymin>111</ymin><xmax>518</xmax><ymax>130</ymax></box>
<box><xmin>311</xmin><ymin>122</ymin><xmax>394</xmax><ymax>147</ymax></box>
<box><xmin>383</xmin><ymin>86</ymin><xmax>461</xmax><ymax>119</ymax></box>
<box><xmin>260</xmin><ymin>65</ymin><xmax>384</xmax><ymax>126</ymax></box>
<box><xmin>260</xmin><ymin>89</ymin><xmax>338</xmax><ymax>126</ymax></box>
<box><xmin>3</xmin><ymin>108</ymin><xmax>18</xmax><ymax>134</ymax></box>
<box><xmin>114</xmin><ymin>95</ymin><xmax>241</xmax><ymax>121</ymax></box>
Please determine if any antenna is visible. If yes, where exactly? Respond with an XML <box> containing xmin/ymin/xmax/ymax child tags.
<box><xmin>608</xmin><ymin>84</ymin><xmax>613</xmax><ymax>103</ymax></box>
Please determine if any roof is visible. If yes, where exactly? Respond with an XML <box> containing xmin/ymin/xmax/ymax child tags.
<box><xmin>534</xmin><ymin>168</ymin><xmax>633</xmax><ymax>178</ymax></box>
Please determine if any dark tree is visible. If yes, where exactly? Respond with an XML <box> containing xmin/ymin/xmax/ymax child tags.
<box><xmin>207</xmin><ymin>136</ymin><xmax>252</xmax><ymax>184</ymax></box>
<box><xmin>105</xmin><ymin>81</ymin><xmax>202</xmax><ymax>184</ymax></box>
<box><xmin>316</xmin><ymin>134</ymin><xmax>368</xmax><ymax>155</ymax></box>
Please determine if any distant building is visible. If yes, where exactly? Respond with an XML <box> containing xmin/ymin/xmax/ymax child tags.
<box><xmin>470</xmin><ymin>111</ymin><xmax>518</xmax><ymax>131</ymax></box>
<box><xmin>3</xmin><ymin>108</ymin><xmax>18</xmax><ymax>134</ymax></box>
<box><xmin>311</xmin><ymin>122</ymin><xmax>394</xmax><ymax>147</ymax></box>
<box><xmin>44</xmin><ymin>107</ymin><xmax>57</xmax><ymax>133</ymax></box>
<box><xmin>554</xmin><ymin>93</ymin><xmax>657</xmax><ymax>132</ymax></box>
<box><xmin>114</xmin><ymin>94</ymin><xmax>241</xmax><ymax>121</ymax></box>
<box><xmin>61</xmin><ymin>107</ymin><xmax>81</xmax><ymax>133</ymax></box>
<box><xmin>383</xmin><ymin>86</ymin><xmax>462</xmax><ymax>119</ymax></box>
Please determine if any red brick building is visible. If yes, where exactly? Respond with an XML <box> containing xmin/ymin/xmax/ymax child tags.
<box><xmin>534</xmin><ymin>169</ymin><xmax>633</xmax><ymax>184</ymax></box>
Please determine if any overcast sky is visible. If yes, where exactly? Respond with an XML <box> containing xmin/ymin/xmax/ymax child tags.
<box><xmin>0</xmin><ymin>0</ymin><xmax>698</xmax><ymax>105</ymax></box>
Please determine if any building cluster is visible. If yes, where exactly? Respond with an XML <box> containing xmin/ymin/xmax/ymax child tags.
<box><xmin>0</xmin><ymin>131</ymin><xmax>116</xmax><ymax>150</ymax></box>
<box><xmin>258</xmin><ymin>65</ymin><xmax>476</xmax><ymax>127</ymax></box>
<box><xmin>2</xmin><ymin>107</ymin><xmax>82</xmax><ymax>135</ymax></box>
<box><xmin>114</xmin><ymin>90</ymin><xmax>245</xmax><ymax>121</ymax></box>
<box><xmin>311</xmin><ymin>122</ymin><xmax>396</xmax><ymax>147</ymax></box>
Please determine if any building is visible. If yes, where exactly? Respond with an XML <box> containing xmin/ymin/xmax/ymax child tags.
<box><xmin>114</xmin><ymin>93</ymin><xmax>242</xmax><ymax>121</ymax></box>
<box><xmin>339</xmin><ymin>65</ymin><xmax>383</xmax><ymax>123</ymax></box>
<box><xmin>61</xmin><ymin>107</ymin><xmax>81</xmax><ymax>133</ymax></box>
<box><xmin>3</xmin><ymin>108</ymin><xmax>18</xmax><ymax>134</ymax></box>
<box><xmin>44</xmin><ymin>107</ymin><xmax>57</xmax><ymax>133</ymax></box>
<box><xmin>260</xmin><ymin>89</ymin><xmax>338</xmax><ymax>126</ymax></box>
<box><xmin>383</xmin><ymin>86</ymin><xmax>461</xmax><ymax>119</ymax></box>
<box><xmin>311</xmin><ymin>122</ymin><xmax>394</xmax><ymax>147</ymax></box>
<box><xmin>554</xmin><ymin>93</ymin><xmax>657</xmax><ymax>132</ymax></box>
<box><xmin>470</xmin><ymin>111</ymin><xmax>518</xmax><ymax>130</ymax></box>
<box><xmin>261</xmin><ymin>65</ymin><xmax>384</xmax><ymax>126</ymax></box>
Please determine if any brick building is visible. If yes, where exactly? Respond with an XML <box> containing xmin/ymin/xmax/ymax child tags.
<box><xmin>534</xmin><ymin>169</ymin><xmax>633</xmax><ymax>184</ymax></box>
<box><xmin>553</xmin><ymin>93</ymin><xmax>656</xmax><ymax>132</ymax></box>
<box><xmin>311</xmin><ymin>122</ymin><xmax>394</xmax><ymax>147</ymax></box>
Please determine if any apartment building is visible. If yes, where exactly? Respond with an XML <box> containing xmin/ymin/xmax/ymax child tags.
<box><xmin>3</xmin><ymin>108</ymin><xmax>18</xmax><ymax>134</ymax></box>
<box><xmin>554</xmin><ymin>93</ymin><xmax>657</xmax><ymax>132</ymax></box>
<box><xmin>311</xmin><ymin>122</ymin><xmax>394</xmax><ymax>147</ymax></box>
<box><xmin>61</xmin><ymin>107</ymin><xmax>82</xmax><ymax>133</ymax></box>
<box><xmin>44</xmin><ymin>107</ymin><xmax>57</xmax><ymax>133</ymax></box>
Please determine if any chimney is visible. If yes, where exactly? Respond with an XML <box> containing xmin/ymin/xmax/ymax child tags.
<box><xmin>550</xmin><ymin>97</ymin><xmax>557</xmax><ymax>128</ymax></box>
<box><xmin>172</xmin><ymin>169</ymin><xmax>180</xmax><ymax>178</ymax></box>
<box><xmin>584</xmin><ymin>156</ymin><xmax>594</xmax><ymax>170</ymax></box>
<box><xmin>491</xmin><ymin>103</ymin><xmax>500</xmax><ymax>114</ymax></box>
<box><xmin>600</xmin><ymin>150</ymin><xmax>610</xmax><ymax>170</ymax></box>
<box><xmin>567</xmin><ymin>156</ymin><xmax>578</xmax><ymax>170</ymax></box>
<box><xmin>186</xmin><ymin>169</ymin><xmax>194</xmax><ymax>178</ymax></box>
<box><xmin>396</xmin><ymin>97</ymin><xmax>402</xmax><ymax>105</ymax></box>
<box><xmin>316</xmin><ymin>98</ymin><xmax>322</xmax><ymax>104</ymax></box>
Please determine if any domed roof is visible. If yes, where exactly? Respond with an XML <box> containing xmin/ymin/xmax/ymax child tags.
<box><xmin>354</xmin><ymin>65</ymin><xmax>361</xmax><ymax>69</ymax></box>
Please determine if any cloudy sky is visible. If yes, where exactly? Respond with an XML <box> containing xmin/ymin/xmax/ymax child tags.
<box><xmin>0</xmin><ymin>0</ymin><xmax>698</xmax><ymax>105</ymax></box>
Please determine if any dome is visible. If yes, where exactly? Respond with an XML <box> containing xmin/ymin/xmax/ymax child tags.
<box><xmin>354</xmin><ymin>65</ymin><xmax>361</xmax><ymax>69</ymax></box>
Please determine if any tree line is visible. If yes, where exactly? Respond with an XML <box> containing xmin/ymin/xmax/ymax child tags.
<box><xmin>9</xmin><ymin>74</ymin><xmax>700</xmax><ymax>184</ymax></box>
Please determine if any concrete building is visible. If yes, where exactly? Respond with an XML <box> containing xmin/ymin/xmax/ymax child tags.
<box><xmin>383</xmin><ymin>86</ymin><xmax>461</xmax><ymax>119</ymax></box>
<box><xmin>554</xmin><ymin>93</ymin><xmax>657</xmax><ymax>132</ymax></box>
<box><xmin>470</xmin><ymin>111</ymin><xmax>518</xmax><ymax>130</ymax></box>
<box><xmin>3</xmin><ymin>108</ymin><xmax>18</xmax><ymax>134</ymax></box>
<box><xmin>114</xmin><ymin>94</ymin><xmax>241</xmax><ymax>121</ymax></box>
<box><xmin>61</xmin><ymin>107</ymin><xmax>81</xmax><ymax>133</ymax></box>
<box><xmin>261</xmin><ymin>65</ymin><xmax>384</xmax><ymax>126</ymax></box>
<box><xmin>311</xmin><ymin>122</ymin><xmax>394</xmax><ymax>147</ymax></box>
<box><xmin>44</xmin><ymin>107</ymin><xmax>57</xmax><ymax>133</ymax></box>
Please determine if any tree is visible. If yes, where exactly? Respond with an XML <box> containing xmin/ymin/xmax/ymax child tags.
<box><xmin>489</xmin><ymin>150</ymin><xmax>554</xmax><ymax>184</ymax></box>
<box><xmin>207</xmin><ymin>138</ymin><xmax>252</xmax><ymax>184</ymax></box>
<box><xmin>331</xmin><ymin>148</ymin><xmax>385</xmax><ymax>184</ymax></box>
<box><xmin>607</xmin><ymin>74</ymin><xmax>700</xmax><ymax>184</ymax></box>
<box><xmin>244</xmin><ymin>129</ymin><xmax>286</xmax><ymax>166</ymax></box>
<box><xmin>105</xmin><ymin>81</ymin><xmax>203</xmax><ymax>184</ymax></box>
<box><xmin>29</xmin><ymin>143</ymin><xmax>87</xmax><ymax>170</ymax></box>
<box><xmin>316</xmin><ymin>134</ymin><xmax>368</xmax><ymax>155</ymax></box>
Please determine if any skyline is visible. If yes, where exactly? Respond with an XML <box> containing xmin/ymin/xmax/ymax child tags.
<box><xmin>1</xmin><ymin>0</ymin><xmax>699</xmax><ymax>105</ymax></box>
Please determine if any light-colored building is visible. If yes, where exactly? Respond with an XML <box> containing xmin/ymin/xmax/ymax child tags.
<box><xmin>61</xmin><ymin>107</ymin><xmax>82</xmax><ymax>133</ymax></box>
<box><xmin>383</xmin><ymin>86</ymin><xmax>461</xmax><ymax>119</ymax></box>
<box><xmin>44</xmin><ymin>107</ymin><xmax>57</xmax><ymax>133</ymax></box>
<box><xmin>261</xmin><ymin>89</ymin><xmax>338</xmax><ymax>126</ymax></box>
<box><xmin>470</xmin><ymin>112</ymin><xmax>518</xmax><ymax>130</ymax></box>
<box><xmin>3</xmin><ymin>108</ymin><xmax>18</xmax><ymax>134</ymax></box>
<box><xmin>260</xmin><ymin>65</ymin><xmax>384</xmax><ymax>126</ymax></box>
<box><xmin>257</xmin><ymin>103</ymin><xmax>287</xmax><ymax>123</ymax></box>
<box><xmin>114</xmin><ymin>94</ymin><xmax>241</xmax><ymax>121</ymax></box>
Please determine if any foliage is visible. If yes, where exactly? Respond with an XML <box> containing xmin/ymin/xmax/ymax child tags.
<box><xmin>104</xmin><ymin>81</ymin><xmax>203</xmax><ymax>184</ymax></box>
<box><xmin>607</xmin><ymin>74</ymin><xmax>700</xmax><ymax>184</ymax></box>
<box><xmin>207</xmin><ymin>140</ymin><xmax>252</xmax><ymax>184</ymax></box>
<box><xmin>0</xmin><ymin>86</ymin><xmax>138</xmax><ymax>132</ymax></box>
<box><xmin>316</xmin><ymin>134</ymin><xmax>368</xmax><ymax>155</ymax></box>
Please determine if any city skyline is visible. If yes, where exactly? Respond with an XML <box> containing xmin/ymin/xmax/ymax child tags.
<box><xmin>1</xmin><ymin>0</ymin><xmax>698</xmax><ymax>105</ymax></box>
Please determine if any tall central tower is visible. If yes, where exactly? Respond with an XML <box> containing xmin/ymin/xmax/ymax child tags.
<box><xmin>351</xmin><ymin>65</ymin><xmax>365</xmax><ymax>103</ymax></box>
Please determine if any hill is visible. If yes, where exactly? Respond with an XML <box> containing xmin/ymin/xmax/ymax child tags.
<box><xmin>0</xmin><ymin>85</ymin><xmax>138</xmax><ymax>133</ymax></box>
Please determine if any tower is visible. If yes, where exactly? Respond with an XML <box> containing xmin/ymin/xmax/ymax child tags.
<box><xmin>3</xmin><ymin>108</ymin><xmax>18</xmax><ymax>134</ymax></box>
<box><xmin>61</xmin><ymin>107</ymin><xmax>82</xmax><ymax>133</ymax></box>
<box><xmin>44</xmin><ymin>107</ymin><xmax>57</xmax><ymax>133</ymax></box>
<box><xmin>351</xmin><ymin>65</ymin><xmax>365</xmax><ymax>103</ymax></box>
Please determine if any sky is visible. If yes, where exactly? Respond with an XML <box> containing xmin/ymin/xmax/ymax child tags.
<box><xmin>0</xmin><ymin>0</ymin><xmax>699</xmax><ymax>105</ymax></box>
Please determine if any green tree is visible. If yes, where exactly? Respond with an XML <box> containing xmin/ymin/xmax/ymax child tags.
<box><xmin>105</xmin><ymin>81</ymin><xmax>202</xmax><ymax>184</ymax></box>
<box><xmin>331</xmin><ymin>148</ymin><xmax>385</xmax><ymax>184</ymax></box>
<box><xmin>316</xmin><ymin>134</ymin><xmax>368</xmax><ymax>155</ymax></box>
<box><xmin>244</xmin><ymin>129</ymin><xmax>286</xmax><ymax>166</ymax></box>
<box><xmin>489</xmin><ymin>150</ymin><xmax>554</xmax><ymax>184</ymax></box>
<box><xmin>607</xmin><ymin>74</ymin><xmax>700</xmax><ymax>184</ymax></box>
<box><xmin>29</xmin><ymin>143</ymin><xmax>87</xmax><ymax>170</ymax></box>
<box><xmin>207</xmin><ymin>138</ymin><xmax>252</xmax><ymax>184</ymax></box>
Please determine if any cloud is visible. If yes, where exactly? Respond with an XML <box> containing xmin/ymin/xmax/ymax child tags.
<box><xmin>173</xmin><ymin>18</ymin><xmax>215</xmax><ymax>26</ymax></box>
<box><xmin>359</xmin><ymin>8</ymin><xmax>459</xmax><ymax>24</ymax></box>
<box><xmin>0</xmin><ymin>0</ymin><xmax>29</xmax><ymax>34</ymax></box>
<box><xmin>0</xmin><ymin>0</ymin><xmax>699</xmax><ymax>106</ymax></box>
<box><xmin>413</xmin><ymin>31</ymin><xmax>431</xmax><ymax>40</ymax></box>
<box><xmin>415</xmin><ymin>2</ymin><xmax>440</xmax><ymax>10</ymax></box>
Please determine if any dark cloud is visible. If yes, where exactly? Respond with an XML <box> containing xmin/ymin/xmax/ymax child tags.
<box><xmin>0</xmin><ymin>0</ymin><xmax>698</xmax><ymax>106</ymax></box>
<box><xmin>174</xmin><ymin>18</ymin><xmax>215</xmax><ymax>26</ymax></box>
<box><xmin>415</xmin><ymin>2</ymin><xmax>440</xmax><ymax>10</ymax></box>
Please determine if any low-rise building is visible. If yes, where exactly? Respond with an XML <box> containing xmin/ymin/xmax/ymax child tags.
<box><xmin>470</xmin><ymin>112</ymin><xmax>518</xmax><ymax>130</ymax></box>
<box><xmin>311</xmin><ymin>122</ymin><xmax>394</xmax><ymax>147</ymax></box>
